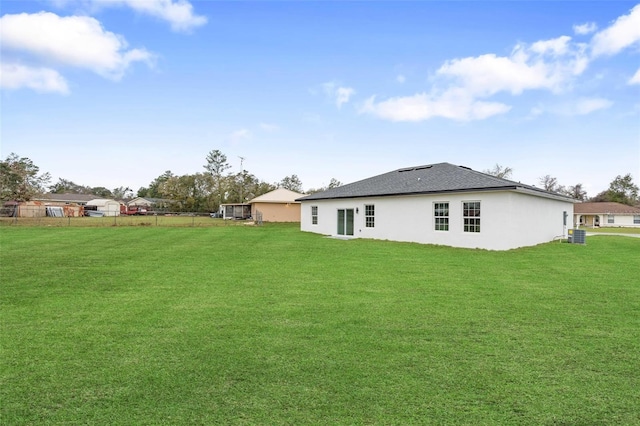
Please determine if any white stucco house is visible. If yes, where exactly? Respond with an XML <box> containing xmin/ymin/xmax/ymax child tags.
<box><xmin>297</xmin><ymin>163</ymin><xmax>576</xmax><ymax>251</ymax></box>
<box><xmin>574</xmin><ymin>202</ymin><xmax>640</xmax><ymax>228</ymax></box>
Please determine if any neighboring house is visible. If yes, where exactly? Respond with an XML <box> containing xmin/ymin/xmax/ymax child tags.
<box><xmin>127</xmin><ymin>197</ymin><xmax>172</xmax><ymax>212</ymax></box>
<box><xmin>574</xmin><ymin>202</ymin><xmax>640</xmax><ymax>228</ymax></box>
<box><xmin>249</xmin><ymin>188</ymin><xmax>306</xmax><ymax>222</ymax></box>
<box><xmin>86</xmin><ymin>199</ymin><xmax>121</xmax><ymax>216</ymax></box>
<box><xmin>297</xmin><ymin>162</ymin><xmax>576</xmax><ymax>251</ymax></box>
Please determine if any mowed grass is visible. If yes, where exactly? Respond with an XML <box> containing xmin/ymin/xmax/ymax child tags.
<box><xmin>1</xmin><ymin>224</ymin><xmax>639</xmax><ymax>425</ymax></box>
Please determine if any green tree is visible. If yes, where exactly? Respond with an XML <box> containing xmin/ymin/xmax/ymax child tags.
<box><xmin>279</xmin><ymin>174</ymin><xmax>303</xmax><ymax>192</ymax></box>
<box><xmin>307</xmin><ymin>178</ymin><xmax>342</xmax><ymax>194</ymax></box>
<box><xmin>157</xmin><ymin>173</ymin><xmax>213</xmax><ymax>212</ymax></box>
<box><xmin>227</xmin><ymin>171</ymin><xmax>262</xmax><ymax>203</ymax></box>
<box><xmin>112</xmin><ymin>186</ymin><xmax>133</xmax><ymax>200</ymax></box>
<box><xmin>49</xmin><ymin>178</ymin><xmax>91</xmax><ymax>194</ymax></box>
<box><xmin>140</xmin><ymin>171</ymin><xmax>174</xmax><ymax>198</ymax></box>
<box><xmin>90</xmin><ymin>187</ymin><xmax>113</xmax><ymax>198</ymax></box>
<box><xmin>0</xmin><ymin>153</ymin><xmax>51</xmax><ymax>201</ymax></box>
<box><xmin>204</xmin><ymin>150</ymin><xmax>231</xmax><ymax>211</ymax></box>
<box><xmin>592</xmin><ymin>174</ymin><xmax>639</xmax><ymax>205</ymax></box>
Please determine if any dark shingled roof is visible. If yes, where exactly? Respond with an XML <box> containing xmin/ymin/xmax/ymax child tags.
<box><xmin>36</xmin><ymin>193</ymin><xmax>100</xmax><ymax>203</ymax></box>
<box><xmin>297</xmin><ymin>162</ymin><xmax>572</xmax><ymax>201</ymax></box>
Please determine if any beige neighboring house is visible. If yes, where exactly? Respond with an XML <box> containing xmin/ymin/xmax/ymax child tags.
<box><xmin>574</xmin><ymin>202</ymin><xmax>640</xmax><ymax>228</ymax></box>
<box><xmin>249</xmin><ymin>188</ymin><xmax>306</xmax><ymax>222</ymax></box>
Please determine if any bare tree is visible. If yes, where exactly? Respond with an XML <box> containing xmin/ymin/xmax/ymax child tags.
<box><xmin>566</xmin><ymin>183</ymin><xmax>587</xmax><ymax>201</ymax></box>
<box><xmin>539</xmin><ymin>175</ymin><xmax>559</xmax><ymax>192</ymax></box>
<box><xmin>484</xmin><ymin>164</ymin><xmax>513</xmax><ymax>179</ymax></box>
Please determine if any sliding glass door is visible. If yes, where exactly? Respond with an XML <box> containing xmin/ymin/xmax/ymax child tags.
<box><xmin>337</xmin><ymin>209</ymin><xmax>354</xmax><ymax>236</ymax></box>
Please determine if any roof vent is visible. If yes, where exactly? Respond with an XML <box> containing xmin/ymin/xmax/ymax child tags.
<box><xmin>459</xmin><ymin>165</ymin><xmax>472</xmax><ymax>170</ymax></box>
<box><xmin>414</xmin><ymin>165</ymin><xmax>432</xmax><ymax>171</ymax></box>
<box><xmin>398</xmin><ymin>168</ymin><xmax>415</xmax><ymax>173</ymax></box>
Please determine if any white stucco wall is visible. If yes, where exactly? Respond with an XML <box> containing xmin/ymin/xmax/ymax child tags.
<box><xmin>601</xmin><ymin>214</ymin><xmax>640</xmax><ymax>227</ymax></box>
<box><xmin>575</xmin><ymin>213</ymin><xmax>640</xmax><ymax>228</ymax></box>
<box><xmin>300</xmin><ymin>190</ymin><xmax>574</xmax><ymax>250</ymax></box>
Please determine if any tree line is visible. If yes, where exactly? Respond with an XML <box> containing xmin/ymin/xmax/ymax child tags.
<box><xmin>483</xmin><ymin>164</ymin><xmax>639</xmax><ymax>206</ymax></box>
<box><xmin>1</xmin><ymin>154</ymin><xmax>637</xmax><ymax>212</ymax></box>
<box><xmin>0</xmin><ymin>151</ymin><xmax>342</xmax><ymax>213</ymax></box>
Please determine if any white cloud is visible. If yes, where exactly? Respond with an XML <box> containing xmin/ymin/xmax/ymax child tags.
<box><xmin>360</xmin><ymin>90</ymin><xmax>511</xmax><ymax>122</ymax></box>
<box><xmin>437</xmin><ymin>38</ymin><xmax>588</xmax><ymax>97</ymax></box>
<box><xmin>92</xmin><ymin>0</ymin><xmax>207</xmax><ymax>32</ymax></box>
<box><xmin>0</xmin><ymin>12</ymin><xmax>154</xmax><ymax>80</ymax></box>
<box><xmin>322</xmin><ymin>82</ymin><xmax>355</xmax><ymax>109</ymax></box>
<box><xmin>361</xmin><ymin>6</ymin><xmax>637</xmax><ymax>124</ymax></box>
<box><xmin>229</xmin><ymin>129</ymin><xmax>252</xmax><ymax>144</ymax></box>
<box><xmin>361</xmin><ymin>33</ymin><xmax>594</xmax><ymax>123</ymax></box>
<box><xmin>259</xmin><ymin>123</ymin><xmax>280</xmax><ymax>132</ymax></box>
<box><xmin>0</xmin><ymin>63</ymin><xmax>69</xmax><ymax>94</ymax></box>
<box><xmin>530</xmin><ymin>35</ymin><xmax>572</xmax><ymax>56</ymax></box>
<box><xmin>396</xmin><ymin>74</ymin><xmax>406</xmax><ymax>83</ymax></box>
<box><xmin>573</xmin><ymin>22</ymin><xmax>598</xmax><ymax>35</ymax></box>
<box><xmin>590</xmin><ymin>4</ymin><xmax>640</xmax><ymax>57</ymax></box>
<box><xmin>533</xmin><ymin>97</ymin><xmax>613</xmax><ymax>116</ymax></box>
<box><xmin>573</xmin><ymin>97</ymin><xmax>613</xmax><ymax>115</ymax></box>
<box><xmin>335</xmin><ymin>87</ymin><xmax>355</xmax><ymax>108</ymax></box>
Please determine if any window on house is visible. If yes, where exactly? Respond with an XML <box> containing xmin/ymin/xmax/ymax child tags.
<box><xmin>634</xmin><ymin>215</ymin><xmax>640</xmax><ymax>224</ymax></box>
<box><xmin>608</xmin><ymin>215</ymin><xmax>614</xmax><ymax>224</ymax></box>
<box><xmin>463</xmin><ymin>201</ymin><xmax>481</xmax><ymax>233</ymax></box>
<box><xmin>365</xmin><ymin>204</ymin><xmax>375</xmax><ymax>228</ymax></box>
<box><xmin>434</xmin><ymin>202</ymin><xmax>449</xmax><ymax>231</ymax></box>
<box><xmin>311</xmin><ymin>206</ymin><xmax>318</xmax><ymax>225</ymax></box>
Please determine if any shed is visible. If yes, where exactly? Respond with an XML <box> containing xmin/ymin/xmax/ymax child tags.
<box><xmin>2</xmin><ymin>201</ymin><xmax>46</xmax><ymax>218</ymax></box>
<box><xmin>86</xmin><ymin>199</ymin><xmax>121</xmax><ymax>217</ymax></box>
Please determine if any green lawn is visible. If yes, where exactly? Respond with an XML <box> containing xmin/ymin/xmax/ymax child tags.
<box><xmin>584</xmin><ymin>226</ymin><xmax>640</xmax><ymax>234</ymax></box>
<box><xmin>1</xmin><ymin>224</ymin><xmax>639</xmax><ymax>424</ymax></box>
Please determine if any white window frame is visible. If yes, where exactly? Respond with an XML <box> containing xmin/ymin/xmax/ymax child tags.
<box><xmin>462</xmin><ymin>201</ymin><xmax>481</xmax><ymax>233</ymax></box>
<box><xmin>311</xmin><ymin>206</ymin><xmax>318</xmax><ymax>225</ymax></box>
<box><xmin>434</xmin><ymin>202</ymin><xmax>449</xmax><ymax>231</ymax></box>
<box><xmin>364</xmin><ymin>204</ymin><xmax>375</xmax><ymax>228</ymax></box>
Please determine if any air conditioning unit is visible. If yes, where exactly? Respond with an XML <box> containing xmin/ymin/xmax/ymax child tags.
<box><xmin>567</xmin><ymin>229</ymin><xmax>586</xmax><ymax>244</ymax></box>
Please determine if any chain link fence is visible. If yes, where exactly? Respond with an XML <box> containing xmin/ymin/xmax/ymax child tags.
<box><xmin>0</xmin><ymin>205</ymin><xmax>256</xmax><ymax>227</ymax></box>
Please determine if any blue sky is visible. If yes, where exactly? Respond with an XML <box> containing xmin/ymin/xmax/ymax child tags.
<box><xmin>2</xmin><ymin>1</ymin><xmax>639</xmax><ymax>196</ymax></box>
